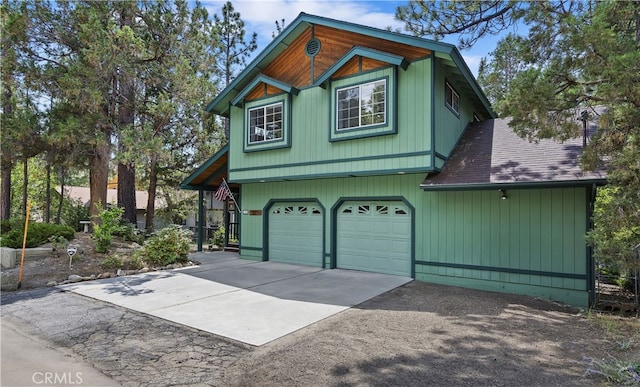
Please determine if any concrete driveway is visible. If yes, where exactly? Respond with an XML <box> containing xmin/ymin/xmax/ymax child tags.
<box><xmin>59</xmin><ymin>252</ymin><xmax>411</xmax><ymax>346</ymax></box>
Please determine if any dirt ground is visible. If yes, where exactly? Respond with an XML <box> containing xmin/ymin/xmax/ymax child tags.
<box><xmin>0</xmin><ymin>233</ymin><xmax>201</xmax><ymax>291</ymax></box>
<box><xmin>1</xmin><ymin>233</ymin><xmax>108</xmax><ymax>291</ymax></box>
<box><xmin>2</xmin><ymin>236</ymin><xmax>639</xmax><ymax>386</ymax></box>
<box><xmin>219</xmin><ymin>281</ymin><xmax>640</xmax><ymax>386</ymax></box>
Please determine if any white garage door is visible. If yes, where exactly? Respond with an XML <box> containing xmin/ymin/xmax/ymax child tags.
<box><xmin>337</xmin><ymin>201</ymin><xmax>411</xmax><ymax>276</ymax></box>
<box><xmin>268</xmin><ymin>203</ymin><xmax>323</xmax><ymax>266</ymax></box>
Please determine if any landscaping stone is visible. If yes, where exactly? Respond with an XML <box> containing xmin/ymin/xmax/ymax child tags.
<box><xmin>1</xmin><ymin>247</ymin><xmax>17</xmax><ymax>269</ymax></box>
<box><xmin>46</xmin><ymin>281</ymin><xmax>58</xmax><ymax>287</ymax></box>
<box><xmin>68</xmin><ymin>274</ymin><xmax>83</xmax><ymax>283</ymax></box>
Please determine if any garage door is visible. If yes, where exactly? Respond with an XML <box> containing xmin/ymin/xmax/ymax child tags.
<box><xmin>268</xmin><ymin>203</ymin><xmax>323</xmax><ymax>266</ymax></box>
<box><xmin>337</xmin><ymin>201</ymin><xmax>411</xmax><ymax>276</ymax></box>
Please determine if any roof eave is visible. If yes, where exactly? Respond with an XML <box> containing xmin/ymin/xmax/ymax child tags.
<box><xmin>179</xmin><ymin>144</ymin><xmax>229</xmax><ymax>189</ymax></box>
<box><xmin>420</xmin><ymin>178</ymin><xmax>607</xmax><ymax>192</ymax></box>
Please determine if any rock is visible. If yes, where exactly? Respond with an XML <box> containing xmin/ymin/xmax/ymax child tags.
<box><xmin>116</xmin><ymin>269</ymin><xmax>124</xmax><ymax>277</ymax></box>
<box><xmin>131</xmin><ymin>242</ymin><xmax>141</xmax><ymax>248</ymax></box>
<box><xmin>137</xmin><ymin>268</ymin><xmax>149</xmax><ymax>274</ymax></box>
<box><xmin>46</xmin><ymin>281</ymin><xmax>58</xmax><ymax>287</ymax></box>
<box><xmin>98</xmin><ymin>272</ymin><xmax>111</xmax><ymax>279</ymax></box>
<box><xmin>68</xmin><ymin>274</ymin><xmax>83</xmax><ymax>283</ymax></box>
<box><xmin>174</xmin><ymin>263</ymin><xmax>183</xmax><ymax>269</ymax></box>
<box><xmin>81</xmin><ymin>275</ymin><xmax>95</xmax><ymax>281</ymax></box>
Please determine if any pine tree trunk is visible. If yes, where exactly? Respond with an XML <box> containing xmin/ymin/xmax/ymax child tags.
<box><xmin>116</xmin><ymin>6</ymin><xmax>137</xmax><ymax>226</ymax></box>
<box><xmin>55</xmin><ymin>166</ymin><xmax>65</xmax><ymax>224</ymax></box>
<box><xmin>145</xmin><ymin>152</ymin><xmax>158</xmax><ymax>233</ymax></box>
<box><xmin>117</xmin><ymin>162</ymin><xmax>137</xmax><ymax>225</ymax></box>
<box><xmin>90</xmin><ymin>134</ymin><xmax>110</xmax><ymax>224</ymax></box>
<box><xmin>22</xmin><ymin>155</ymin><xmax>28</xmax><ymax>217</ymax></box>
<box><xmin>0</xmin><ymin>151</ymin><xmax>11</xmax><ymax>220</ymax></box>
<box><xmin>45</xmin><ymin>156</ymin><xmax>51</xmax><ymax>223</ymax></box>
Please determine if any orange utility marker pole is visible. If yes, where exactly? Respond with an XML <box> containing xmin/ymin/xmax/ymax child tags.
<box><xmin>17</xmin><ymin>200</ymin><xmax>31</xmax><ymax>290</ymax></box>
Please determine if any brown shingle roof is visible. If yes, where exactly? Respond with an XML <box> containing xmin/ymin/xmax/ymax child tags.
<box><xmin>421</xmin><ymin>118</ymin><xmax>606</xmax><ymax>190</ymax></box>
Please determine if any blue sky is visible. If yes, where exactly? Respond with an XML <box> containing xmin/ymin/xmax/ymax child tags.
<box><xmin>199</xmin><ymin>0</ymin><xmax>507</xmax><ymax>76</ymax></box>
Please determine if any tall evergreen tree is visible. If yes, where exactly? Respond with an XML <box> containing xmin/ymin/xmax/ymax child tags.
<box><xmin>211</xmin><ymin>1</ymin><xmax>257</xmax><ymax>140</ymax></box>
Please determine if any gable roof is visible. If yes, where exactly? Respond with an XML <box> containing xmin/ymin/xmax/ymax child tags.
<box><xmin>421</xmin><ymin>118</ymin><xmax>607</xmax><ymax>190</ymax></box>
<box><xmin>180</xmin><ymin>144</ymin><xmax>231</xmax><ymax>190</ymax></box>
<box><xmin>206</xmin><ymin>12</ymin><xmax>494</xmax><ymax>118</ymax></box>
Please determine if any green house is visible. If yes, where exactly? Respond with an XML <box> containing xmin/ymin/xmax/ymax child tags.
<box><xmin>181</xmin><ymin>13</ymin><xmax>606</xmax><ymax>307</ymax></box>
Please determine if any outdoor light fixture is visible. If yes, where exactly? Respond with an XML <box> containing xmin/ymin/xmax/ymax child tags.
<box><xmin>499</xmin><ymin>189</ymin><xmax>508</xmax><ymax>200</ymax></box>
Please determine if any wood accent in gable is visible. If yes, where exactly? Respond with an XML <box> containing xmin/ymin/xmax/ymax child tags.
<box><xmin>245</xmin><ymin>83</ymin><xmax>287</xmax><ymax>102</ymax></box>
<box><xmin>261</xmin><ymin>24</ymin><xmax>432</xmax><ymax>89</ymax></box>
<box><xmin>332</xmin><ymin>57</ymin><xmax>360</xmax><ymax>79</ymax></box>
<box><xmin>332</xmin><ymin>57</ymin><xmax>391</xmax><ymax>79</ymax></box>
<box><xmin>262</xmin><ymin>28</ymin><xmax>313</xmax><ymax>88</ymax></box>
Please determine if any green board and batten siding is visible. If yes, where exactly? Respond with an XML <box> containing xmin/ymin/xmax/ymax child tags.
<box><xmin>238</xmin><ymin>175</ymin><xmax>589</xmax><ymax>306</ymax></box>
<box><xmin>228</xmin><ymin>59</ymin><xmax>434</xmax><ymax>182</ymax></box>
<box><xmin>433</xmin><ymin>59</ymin><xmax>477</xmax><ymax>161</ymax></box>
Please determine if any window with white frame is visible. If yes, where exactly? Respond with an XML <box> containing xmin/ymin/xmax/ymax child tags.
<box><xmin>248</xmin><ymin>102</ymin><xmax>283</xmax><ymax>144</ymax></box>
<box><xmin>445</xmin><ymin>81</ymin><xmax>460</xmax><ymax>115</ymax></box>
<box><xmin>336</xmin><ymin>79</ymin><xmax>386</xmax><ymax>130</ymax></box>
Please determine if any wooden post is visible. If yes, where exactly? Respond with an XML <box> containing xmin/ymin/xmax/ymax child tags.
<box><xmin>197</xmin><ymin>189</ymin><xmax>204</xmax><ymax>252</ymax></box>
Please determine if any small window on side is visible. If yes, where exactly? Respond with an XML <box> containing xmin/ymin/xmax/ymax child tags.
<box><xmin>445</xmin><ymin>81</ymin><xmax>460</xmax><ymax>116</ymax></box>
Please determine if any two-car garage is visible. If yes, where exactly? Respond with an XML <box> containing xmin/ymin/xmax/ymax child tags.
<box><xmin>267</xmin><ymin>200</ymin><xmax>412</xmax><ymax>277</ymax></box>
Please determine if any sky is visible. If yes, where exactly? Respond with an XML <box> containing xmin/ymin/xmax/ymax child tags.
<box><xmin>199</xmin><ymin>0</ymin><xmax>506</xmax><ymax>77</ymax></box>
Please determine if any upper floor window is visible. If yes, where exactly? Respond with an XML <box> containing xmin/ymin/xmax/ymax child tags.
<box><xmin>336</xmin><ymin>79</ymin><xmax>386</xmax><ymax>130</ymax></box>
<box><xmin>248</xmin><ymin>102</ymin><xmax>283</xmax><ymax>144</ymax></box>
<box><xmin>445</xmin><ymin>81</ymin><xmax>460</xmax><ymax>115</ymax></box>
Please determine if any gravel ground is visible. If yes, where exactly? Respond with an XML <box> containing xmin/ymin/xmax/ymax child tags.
<box><xmin>2</xmin><ymin>280</ymin><xmax>638</xmax><ymax>386</ymax></box>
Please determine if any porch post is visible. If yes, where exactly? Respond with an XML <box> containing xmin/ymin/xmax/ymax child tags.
<box><xmin>198</xmin><ymin>189</ymin><xmax>204</xmax><ymax>252</ymax></box>
<box><xmin>223</xmin><ymin>198</ymin><xmax>229</xmax><ymax>248</ymax></box>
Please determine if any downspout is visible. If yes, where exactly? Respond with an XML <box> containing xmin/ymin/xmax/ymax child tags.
<box><xmin>430</xmin><ymin>54</ymin><xmax>436</xmax><ymax>169</ymax></box>
<box><xmin>198</xmin><ymin>189</ymin><xmax>204</xmax><ymax>252</ymax></box>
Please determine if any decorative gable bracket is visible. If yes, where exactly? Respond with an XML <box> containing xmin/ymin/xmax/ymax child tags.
<box><xmin>315</xmin><ymin>46</ymin><xmax>409</xmax><ymax>89</ymax></box>
<box><xmin>231</xmin><ymin>74</ymin><xmax>300</xmax><ymax>107</ymax></box>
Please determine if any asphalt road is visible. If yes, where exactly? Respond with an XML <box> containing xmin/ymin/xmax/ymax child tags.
<box><xmin>1</xmin><ymin>288</ymin><xmax>249</xmax><ymax>386</ymax></box>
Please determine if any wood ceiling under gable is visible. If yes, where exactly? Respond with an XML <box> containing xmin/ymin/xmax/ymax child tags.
<box><xmin>259</xmin><ymin>24</ymin><xmax>432</xmax><ymax>90</ymax></box>
<box><xmin>245</xmin><ymin>83</ymin><xmax>284</xmax><ymax>101</ymax></box>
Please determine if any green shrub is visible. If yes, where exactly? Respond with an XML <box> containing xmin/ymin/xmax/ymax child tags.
<box><xmin>114</xmin><ymin>222</ymin><xmax>145</xmax><ymax>244</ymax></box>
<box><xmin>48</xmin><ymin>235</ymin><xmax>69</xmax><ymax>252</ymax></box>
<box><xmin>211</xmin><ymin>226</ymin><xmax>225</xmax><ymax>248</ymax></box>
<box><xmin>127</xmin><ymin>253</ymin><xmax>145</xmax><ymax>271</ymax></box>
<box><xmin>92</xmin><ymin>207</ymin><xmax>125</xmax><ymax>253</ymax></box>
<box><xmin>100</xmin><ymin>255</ymin><xmax>124</xmax><ymax>270</ymax></box>
<box><xmin>0</xmin><ymin>220</ymin><xmax>75</xmax><ymax>248</ymax></box>
<box><xmin>60</xmin><ymin>198</ymin><xmax>90</xmax><ymax>231</ymax></box>
<box><xmin>138</xmin><ymin>225</ymin><xmax>191</xmax><ymax>266</ymax></box>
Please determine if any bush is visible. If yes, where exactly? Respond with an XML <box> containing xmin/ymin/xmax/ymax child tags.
<box><xmin>114</xmin><ymin>222</ymin><xmax>145</xmax><ymax>245</ymax></box>
<box><xmin>93</xmin><ymin>207</ymin><xmax>125</xmax><ymax>253</ymax></box>
<box><xmin>128</xmin><ymin>254</ymin><xmax>145</xmax><ymax>271</ymax></box>
<box><xmin>60</xmin><ymin>197</ymin><xmax>90</xmax><ymax>232</ymax></box>
<box><xmin>100</xmin><ymin>255</ymin><xmax>124</xmax><ymax>270</ymax></box>
<box><xmin>138</xmin><ymin>225</ymin><xmax>191</xmax><ymax>266</ymax></box>
<box><xmin>211</xmin><ymin>226</ymin><xmax>225</xmax><ymax>249</ymax></box>
<box><xmin>0</xmin><ymin>220</ymin><xmax>75</xmax><ymax>248</ymax></box>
